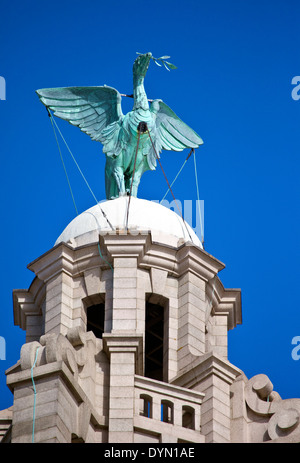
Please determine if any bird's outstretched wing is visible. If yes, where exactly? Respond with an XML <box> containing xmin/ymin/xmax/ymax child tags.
<box><xmin>36</xmin><ymin>86</ymin><xmax>124</xmax><ymax>142</ymax></box>
<box><xmin>148</xmin><ymin>99</ymin><xmax>203</xmax><ymax>169</ymax></box>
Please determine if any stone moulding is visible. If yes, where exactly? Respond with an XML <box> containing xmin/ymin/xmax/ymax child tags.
<box><xmin>102</xmin><ymin>332</ymin><xmax>144</xmax><ymax>376</ymax></box>
<box><xmin>13</xmin><ymin>278</ymin><xmax>45</xmax><ymax>331</ymax></box>
<box><xmin>209</xmin><ymin>277</ymin><xmax>242</xmax><ymax>331</ymax></box>
<box><xmin>171</xmin><ymin>351</ymin><xmax>243</xmax><ymax>389</ymax></box>
<box><xmin>25</xmin><ymin>230</ymin><xmax>226</xmax><ymax>282</ymax></box>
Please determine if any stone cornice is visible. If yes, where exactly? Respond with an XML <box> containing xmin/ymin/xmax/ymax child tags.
<box><xmin>27</xmin><ymin>242</ymin><xmax>76</xmax><ymax>281</ymax></box>
<box><xmin>13</xmin><ymin>277</ymin><xmax>45</xmax><ymax>330</ymax></box>
<box><xmin>26</xmin><ymin>231</ymin><xmax>226</xmax><ymax>283</ymax></box>
<box><xmin>101</xmin><ymin>230</ymin><xmax>151</xmax><ymax>259</ymax></box>
<box><xmin>28</xmin><ymin>231</ymin><xmax>225</xmax><ymax>282</ymax></box>
<box><xmin>175</xmin><ymin>243</ymin><xmax>225</xmax><ymax>280</ymax></box>
<box><xmin>171</xmin><ymin>352</ymin><xmax>242</xmax><ymax>390</ymax></box>
<box><xmin>102</xmin><ymin>332</ymin><xmax>144</xmax><ymax>375</ymax></box>
<box><xmin>208</xmin><ymin>276</ymin><xmax>242</xmax><ymax>330</ymax></box>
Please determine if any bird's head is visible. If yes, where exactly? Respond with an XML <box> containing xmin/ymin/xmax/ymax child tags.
<box><xmin>133</xmin><ymin>52</ymin><xmax>152</xmax><ymax>80</ymax></box>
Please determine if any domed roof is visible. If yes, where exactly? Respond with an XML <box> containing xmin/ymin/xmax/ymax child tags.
<box><xmin>55</xmin><ymin>196</ymin><xmax>202</xmax><ymax>249</ymax></box>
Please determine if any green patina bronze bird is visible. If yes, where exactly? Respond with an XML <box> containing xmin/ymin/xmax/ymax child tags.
<box><xmin>36</xmin><ymin>52</ymin><xmax>203</xmax><ymax>200</ymax></box>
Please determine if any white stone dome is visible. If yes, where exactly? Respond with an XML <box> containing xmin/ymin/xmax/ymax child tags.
<box><xmin>55</xmin><ymin>196</ymin><xmax>202</xmax><ymax>249</ymax></box>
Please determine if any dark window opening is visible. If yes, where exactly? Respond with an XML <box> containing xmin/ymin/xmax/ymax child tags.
<box><xmin>161</xmin><ymin>400</ymin><xmax>173</xmax><ymax>424</ymax></box>
<box><xmin>140</xmin><ymin>394</ymin><xmax>152</xmax><ymax>418</ymax></box>
<box><xmin>145</xmin><ymin>302</ymin><xmax>164</xmax><ymax>381</ymax></box>
<box><xmin>86</xmin><ymin>303</ymin><xmax>105</xmax><ymax>339</ymax></box>
<box><xmin>182</xmin><ymin>406</ymin><xmax>195</xmax><ymax>429</ymax></box>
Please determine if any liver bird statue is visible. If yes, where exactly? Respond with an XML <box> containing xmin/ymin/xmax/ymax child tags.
<box><xmin>36</xmin><ymin>52</ymin><xmax>203</xmax><ymax>200</ymax></box>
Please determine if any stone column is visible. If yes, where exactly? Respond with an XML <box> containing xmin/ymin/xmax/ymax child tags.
<box><xmin>176</xmin><ymin>245</ymin><xmax>226</xmax><ymax>375</ymax></box>
<box><xmin>177</xmin><ymin>272</ymin><xmax>207</xmax><ymax>370</ymax></box>
<box><xmin>172</xmin><ymin>352</ymin><xmax>241</xmax><ymax>443</ymax></box>
<box><xmin>112</xmin><ymin>257</ymin><xmax>139</xmax><ymax>332</ymax></box>
<box><xmin>199</xmin><ymin>368</ymin><xmax>232</xmax><ymax>442</ymax></box>
<box><xmin>196</xmin><ymin>357</ymin><xmax>241</xmax><ymax>442</ymax></box>
<box><xmin>7</xmin><ymin>364</ymin><xmax>75</xmax><ymax>443</ymax></box>
<box><xmin>44</xmin><ymin>271</ymin><xmax>74</xmax><ymax>335</ymax></box>
<box><xmin>206</xmin><ymin>314</ymin><xmax>228</xmax><ymax>359</ymax></box>
<box><xmin>101</xmin><ymin>232</ymin><xmax>149</xmax><ymax>336</ymax></box>
<box><xmin>103</xmin><ymin>334</ymin><xmax>143</xmax><ymax>443</ymax></box>
<box><xmin>230</xmin><ymin>374</ymin><xmax>248</xmax><ymax>442</ymax></box>
<box><xmin>27</xmin><ymin>244</ymin><xmax>76</xmax><ymax>336</ymax></box>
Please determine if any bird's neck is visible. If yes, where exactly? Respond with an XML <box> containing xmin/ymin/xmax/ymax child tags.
<box><xmin>133</xmin><ymin>76</ymin><xmax>149</xmax><ymax>111</ymax></box>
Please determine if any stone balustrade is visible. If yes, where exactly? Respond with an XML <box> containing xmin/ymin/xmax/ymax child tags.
<box><xmin>133</xmin><ymin>375</ymin><xmax>205</xmax><ymax>443</ymax></box>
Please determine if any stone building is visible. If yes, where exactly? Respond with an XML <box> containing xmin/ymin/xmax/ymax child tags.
<box><xmin>1</xmin><ymin>196</ymin><xmax>300</xmax><ymax>443</ymax></box>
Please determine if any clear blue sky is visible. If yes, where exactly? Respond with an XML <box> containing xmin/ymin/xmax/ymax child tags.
<box><xmin>0</xmin><ymin>0</ymin><xmax>300</xmax><ymax>410</ymax></box>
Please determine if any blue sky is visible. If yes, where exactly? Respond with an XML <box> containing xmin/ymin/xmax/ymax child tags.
<box><xmin>0</xmin><ymin>0</ymin><xmax>300</xmax><ymax>410</ymax></box>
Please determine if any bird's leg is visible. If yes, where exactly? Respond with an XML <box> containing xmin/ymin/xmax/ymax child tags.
<box><xmin>129</xmin><ymin>166</ymin><xmax>144</xmax><ymax>197</ymax></box>
<box><xmin>124</xmin><ymin>174</ymin><xmax>131</xmax><ymax>194</ymax></box>
<box><xmin>112</xmin><ymin>166</ymin><xmax>125</xmax><ymax>196</ymax></box>
<box><xmin>105</xmin><ymin>157</ymin><xmax>125</xmax><ymax>199</ymax></box>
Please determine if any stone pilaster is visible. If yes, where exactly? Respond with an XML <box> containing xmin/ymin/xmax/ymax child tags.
<box><xmin>103</xmin><ymin>334</ymin><xmax>143</xmax><ymax>443</ymax></box>
<box><xmin>177</xmin><ymin>272</ymin><xmax>207</xmax><ymax>370</ymax></box>
<box><xmin>101</xmin><ymin>231</ymin><xmax>149</xmax><ymax>335</ymax></box>
<box><xmin>112</xmin><ymin>257</ymin><xmax>139</xmax><ymax>331</ymax></box>
<box><xmin>44</xmin><ymin>271</ymin><xmax>74</xmax><ymax>335</ymax></box>
<box><xmin>10</xmin><ymin>370</ymin><xmax>74</xmax><ymax>443</ymax></box>
<box><xmin>27</xmin><ymin>244</ymin><xmax>76</xmax><ymax>336</ymax></box>
<box><xmin>171</xmin><ymin>352</ymin><xmax>241</xmax><ymax>443</ymax></box>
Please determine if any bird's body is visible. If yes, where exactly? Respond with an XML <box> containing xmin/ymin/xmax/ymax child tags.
<box><xmin>36</xmin><ymin>52</ymin><xmax>203</xmax><ymax>199</ymax></box>
<box><xmin>103</xmin><ymin>110</ymin><xmax>155</xmax><ymax>198</ymax></box>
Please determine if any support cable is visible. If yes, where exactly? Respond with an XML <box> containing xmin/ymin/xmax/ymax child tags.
<box><xmin>98</xmin><ymin>242</ymin><xmax>114</xmax><ymax>274</ymax></box>
<box><xmin>147</xmin><ymin>130</ymin><xmax>194</xmax><ymax>243</ymax></box>
<box><xmin>31</xmin><ymin>347</ymin><xmax>39</xmax><ymax>443</ymax></box>
<box><xmin>160</xmin><ymin>149</ymin><xmax>193</xmax><ymax>203</ymax></box>
<box><xmin>193</xmin><ymin>149</ymin><xmax>204</xmax><ymax>246</ymax></box>
<box><xmin>46</xmin><ymin>108</ymin><xmax>114</xmax><ymax>231</ymax></box>
<box><xmin>125</xmin><ymin>123</ymin><xmax>142</xmax><ymax>230</ymax></box>
<box><xmin>48</xmin><ymin>110</ymin><xmax>79</xmax><ymax>215</ymax></box>
<box><xmin>49</xmin><ymin>109</ymin><xmax>99</xmax><ymax>204</ymax></box>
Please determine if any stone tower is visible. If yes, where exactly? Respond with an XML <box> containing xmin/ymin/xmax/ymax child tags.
<box><xmin>2</xmin><ymin>196</ymin><xmax>300</xmax><ymax>443</ymax></box>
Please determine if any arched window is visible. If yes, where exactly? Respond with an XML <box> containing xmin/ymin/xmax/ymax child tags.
<box><xmin>86</xmin><ymin>303</ymin><xmax>105</xmax><ymax>339</ymax></box>
<box><xmin>140</xmin><ymin>394</ymin><xmax>152</xmax><ymax>418</ymax></box>
<box><xmin>182</xmin><ymin>406</ymin><xmax>195</xmax><ymax>430</ymax></box>
<box><xmin>161</xmin><ymin>400</ymin><xmax>173</xmax><ymax>424</ymax></box>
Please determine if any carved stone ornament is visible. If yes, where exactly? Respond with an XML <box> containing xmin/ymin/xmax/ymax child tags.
<box><xmin>245</xmin><ymin>374</ymin><xmax>300</xmax><ymax>442</ymax></box>
<box><xmin>20</xmin><ymin>326</ymin><xmax>95</xmax><ymax>383</ymax></box>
